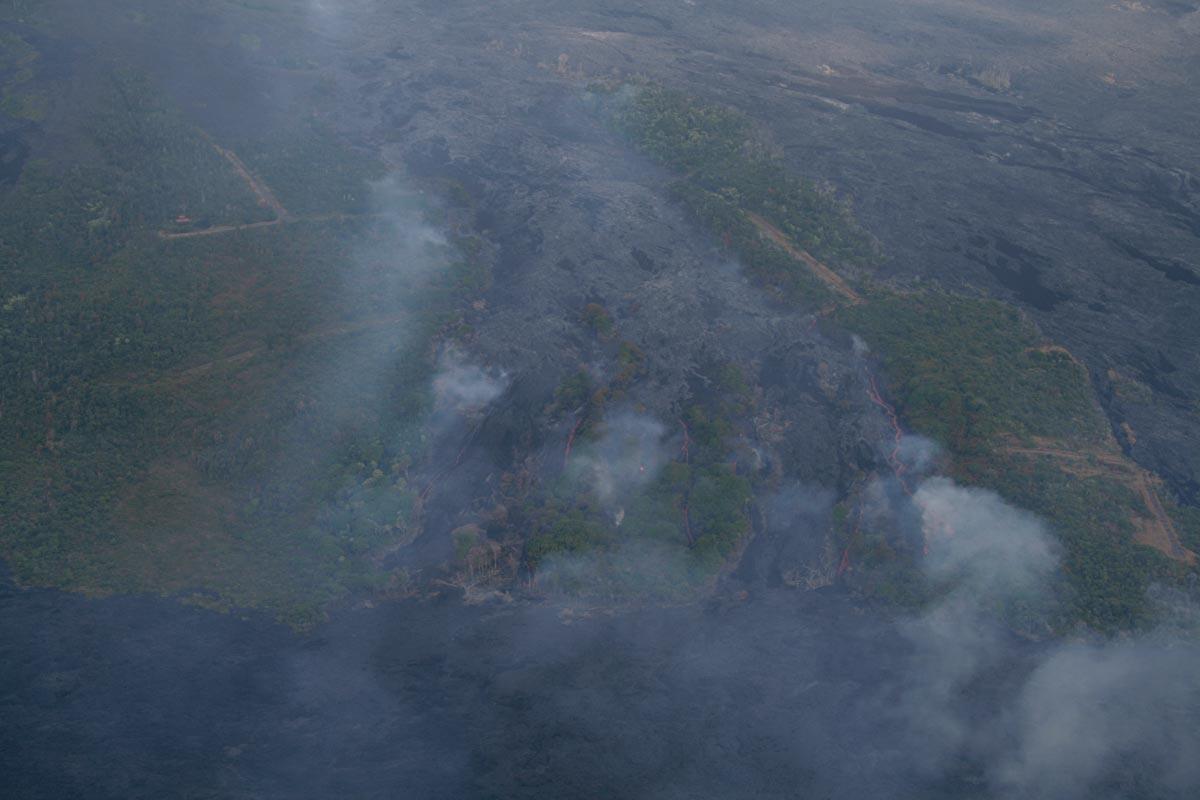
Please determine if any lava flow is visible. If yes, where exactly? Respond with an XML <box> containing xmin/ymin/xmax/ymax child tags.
<box><xmin>866</xmin><ymin>374</ymin><xmax>911</xmax><ymax>496</ymax></box>
<box><xmin>836</xmin><ymin>546</ymin><xmax>852</xmax><ymax>577</ymax></box>
<box><xmin>864</xmin><ymin>374</ymin><xmax>937</xmax><ymax>555</ymax></box>
<box><xmin>420</xmin><ymin>438</ymin><xmax>471</xmax><ymax>502</ymax></box>
<box><xmin>563</xmin><ymin>413</ymin><xmax>585</xmax><ymax>466</ymax></box>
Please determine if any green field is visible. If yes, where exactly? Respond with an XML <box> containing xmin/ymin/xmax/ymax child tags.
<box><xmin>0</xmin><ymin>37</ymin><xmax>480</xmax><ymax>626</ymax></box>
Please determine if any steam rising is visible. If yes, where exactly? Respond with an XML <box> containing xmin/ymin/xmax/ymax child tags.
<box><xmin>889</xmin><ymin>475</ymin><xmax>1200</xmax><ymax>798</ymax></box>
<box><xmin>998</xmin><ymin>639</ymin><xmax>1200</xmax><ymax>799</ymax></box>
<box><xmin>433</xmin><ymin>347</ymin><xmax>508</xmax><ymax>414</ymax></box>
<box><xmin>915</xmin><ymin>477</ymin><xmax>1058</xmax><ymax>598</ymax></box>
<box><xmin>568</xmin><ymin>411</ymin><xmax>669</xmax><ymax>507</ymax></box>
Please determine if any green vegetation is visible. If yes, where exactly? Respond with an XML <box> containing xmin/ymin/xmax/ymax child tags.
<box><xmin>828</xmin><ymin>501</ymin><xmax>926</xmax><ymax>610</ymax></box>
<box><xmin>520</xmin><ymin>457</ymin><xmax>753</xmax><ymax>601</ymax></box>
<box><xmin>552</xmin><ymin>369</ymin><xmax>595</xmax><ymax>412</ymax></box>
<box><xmin>0</xmin><ymin>52</ymin><xmax>476</xmax><ymax>626</ymax></box>
<box><xmin>841</xmin><ymin>289</ymin><xmax>1182</xmax><ymax>631</ymax></box>
<box><xmin>0</xmin><ymin>211</ymin><xmax>470</xmax><ymax>626</ymax></box>
<box><xmin>966</xmin><ymin>455</ymin><xmax>1177</xmax><ymax>632</ymax></box>
<box><xmin>613</xmin><ymin>340</ymin><xmax>647</xmax><ymax>388</ymax></box>
<box><xmin>580</xmin><ymin>302</ymin><xmax>615</xmax><ymax>338</ymax></box>
<box><xmin>234</xmin><ymin>120</ymin><xmax>384</xmax><ymax>216</ymax></box>
<box><xmin>95</xmin><ymin>69</ymin><xmax>274</xmax><ymax>228</ymax></box>
<box><xmin>2</xmin><ymin>30</ymin><xmax>1186</xmax><ymax>635</ymax></box>
<box><xmin>0</xmin><ymin>30</ymin><xmax>46</xmax><ymax>121</ymax></box>
<box><xmin>525</xmin><ymin>508</ymin><xmax>614</xmax><ymax>570</ymax></box>
<box><xmin>519</xmin><ymin>353</ymin><xmax>756</xmax><ymax>599</ymax></box>
<box><xmin>606</xmin><ymin>82</ymin><xmax>1182</xmax><ymax>631</ymax></box>
<box><xmin>612</xmin><ymin>83</ymin><xmax>877</xmax><ymax>304</ymax></box>
<box><xmin>841</xmin><ymin>290</ymin><xmax>1104</xmax><ymax>453</ymax></box>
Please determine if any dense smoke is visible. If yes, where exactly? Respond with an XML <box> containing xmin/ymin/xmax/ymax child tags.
<box><xmin>997</xmin><ymin>637</ymin><xmax>1200</xmax><ymax>799</ymax></box>
<box><xmin>567</xmin><ymin>411</ymin><xmax>671</xmax><ymax>511</ymax></box>
<box><xmin>432</xmin><ymin>347</ymin><xmax>509</xmax><ymax>415</ymax></box>
<box><xmin>914</xmin><ymin>477</ymin><xmax>1059</xmax><ymax>599</ymax></box>
<box><xmin>884</xmin><ymin>473</ymin><xmax>1200</xmax><ymax>799</ymax></box>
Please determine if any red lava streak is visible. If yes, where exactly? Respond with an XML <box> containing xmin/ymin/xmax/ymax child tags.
<box><xmin>867</xmin><ymin>374</ymin><xmax>911</xmax><ymax>496</ymax></box>
<box><xmin>837</xmin><ymin>546</ymin><xmax>852</xmax><ymax>577</ymax></box>
<box><xmin>563</xmin><ymin>414</ymin><xmax>585</xmax><ymax>466</ymax></box>
<box><xmin>839</xmin><ymin>509</ymin><xmax>864</xmax><ymax>578</ymax></box>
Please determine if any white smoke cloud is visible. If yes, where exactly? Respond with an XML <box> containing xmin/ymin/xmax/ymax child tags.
<box><xmin>305</xmin><ymin>0</ymin><xmax>348</xmax><ymax>30</ymax></box>
<box><xmin>432</xmin><ymin>347</ymin><xmax>508</xmax><ymax>415</ymax></box>
<box><xmin>995</xmin><ymin>638</ymin><xmax>1200</xmax><ymax>799</ymax></box>
<box><xmin>896</xmin><ymin>433</ymin><xmax>939</xmax><ymax>475</ymax></box>
<box><xmin>890</xmin><ymin>478</ymin><xmax>1046</xmax><ymax>774</ymax></box>
<box><xmin>914</xmin><ymin>477</ymin><xmax>1059</xmax><ymax>600</ymax></box>
<box><xmin>371</xmin><ymin>175</ymin><xmax>448</xmax><ymax>252</ymax></box>
<box><xmin>567</xmin><ymin>412</ymin><xmax>670</xmax><ymax>509</ymax></box>
<box><xmin>887</xmin><ymin>474</ymin><xmax>1200</xmax><ymax>797</ymax></box>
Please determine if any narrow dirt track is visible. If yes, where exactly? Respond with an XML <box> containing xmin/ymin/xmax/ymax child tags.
<box><xmin>745</xmin><ymin>212</ymin><xmax>863</xmax><ymax>304</ymax></box>
<box><xmin>159</xmin><ymin>137</ymin><xmax>1191</xmax><ymax>569</ymax></box>
<box><xmin>158</xmin><ymin>213</ymin><xmax>370</xmax><ymax>241</ymax></box>
<box><xmin>159</xmin><ymin>138</ymin><xmax>290</xmax><ymax>240</ymax></box>
<box><xmin>1002</xmin><ymin>443</ymin><xmax>1196</xmax><ymax>564</ymax></box>
<box><xmin>159</xmin><ymin>219</ymin><xmax>282</xmax><ymax>240</ymax></box>
<box><xmin>738</xmin><ymin>211</ymin><xmax>1196</xmax><ymax>564</ymax></box>
<box><xmin>136</xmin><ymin>313</ymin><xmax>411</xmax><ymax>390</ymax></box>
<box><xmin>209</xmin><ymin>141</ymin><xmax>290</xmax><ymax>221</ymax></box>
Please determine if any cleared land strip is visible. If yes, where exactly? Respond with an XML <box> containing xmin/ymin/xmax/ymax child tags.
<box><xmin>745</xmin><ymin>211</ymin><xmax>864</xmax><ymax>305</ymax></box>
<box><xmin>208</xmin><ymin>140</ymin><xmax>290</xmax><ymax>221</ymax></box>
<box><xmin>160</xmin><ymin>219</ymin><xmax>282</xmax><ymax>240</ymax></box>
<box><xmin>130</xmin><ymin>313</ymin><xmax>411</xmax><ymax>391</ymax></box>
<box><xmin>159</xmin><ymin>212</ymin><xmax>369</xmax><ymax>241</ymax></box>
<box><xmin>159</xmin><ymin>137</ymin><xmax>290</xmax><ymax>239</ymax></box>
<box><xmin>1002</xmin><ymin>442</ymin><xmax>1196</xmax><ymax>564</ymax></box>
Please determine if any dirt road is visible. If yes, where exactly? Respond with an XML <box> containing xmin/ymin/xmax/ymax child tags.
<box><xmin>159</xmin><ymin>138</ymin><xmax>291</xmax><ymax>240</ymax></box>
<box><xmin>209</xmin><ymin>140</ymin><xmax>290</xmax><ymax>221</ymax></box>
<box><xmin>745</xmin><ymin>212</ymin><xmax>863</xmax><ymax>305</ymax></box>
<box><xmin>1002</xmin><ymin>442</ymin><xmax>1196</xmax><ymax>564</ymax></box>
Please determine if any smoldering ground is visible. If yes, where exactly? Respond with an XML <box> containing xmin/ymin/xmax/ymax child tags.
<box><xmin>6</xmin><ymin>451</ymin><xmax>1199</xmax><ymax>800</ymax></box>
<box><xmin>563</xmin><ymin>410</ymin><xmax>672</xmax><ymax>514</ymax></box>
<box><xmin>55</xmin><ymin>253</ymin><xmax>1193</xmax><ymax>800</ymax></box>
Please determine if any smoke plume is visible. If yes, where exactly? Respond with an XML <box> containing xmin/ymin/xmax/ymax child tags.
<box><xmin>567</xmin><ymin>411</ymin><xmax>670</xmax><ymax>509</ymax></box>
<box><xmin>886</xmin><ymin>474</ymin><xmax>1200</xmax><ymax>798</ymax></box>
